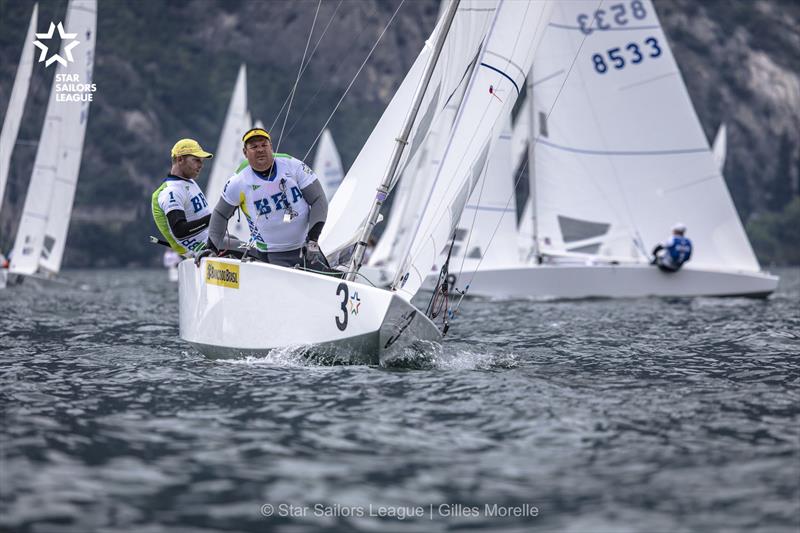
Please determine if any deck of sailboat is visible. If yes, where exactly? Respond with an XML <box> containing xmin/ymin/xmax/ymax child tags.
<box><xmin>427</xmin><ymin>262</ymin><xmax>778</xmax><ymax>300</ymax></box>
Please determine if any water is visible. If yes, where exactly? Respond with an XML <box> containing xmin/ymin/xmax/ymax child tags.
<box><xmin>1</xmin><ymin>268</ymin><xmax>798</xmax><ymax>532</ymax></box>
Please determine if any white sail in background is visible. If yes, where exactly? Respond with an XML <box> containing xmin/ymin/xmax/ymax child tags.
<box><xmin>531</xmin><ymin>0</ymin><xmax>759</xmax><ymax>272</ymax></box>
<box><xmin>206</xmin><ymin>64</ymin><xmax>248</xmax><ymax>204</ymax></box>
<box><xmin>313</xmin><ymin>129</ymin><xmax>344</xmax><ymax>200</ymax></box>
<box><xmin>0</xmin><ymin>4</ymin><xmax>38</xmax><ymax>215</ymax></box>
<box><xmin>393</xmin><ymin>0</ymin><xmax>553</xmax><ymax>299</ymax></box>
<box><xmin>712</xmin><ymin>122</ymin><xmax>727</xmax><ymax>171</ymax></box>
<box><xmin>10</xmin><ymin>0</ymin><xmax>96</xmax><ymax>276</ymax></box>
<box><xmin>205</xmin><ymin>64</ymin><xmax>249</xmax><ymax>240</ymax></box>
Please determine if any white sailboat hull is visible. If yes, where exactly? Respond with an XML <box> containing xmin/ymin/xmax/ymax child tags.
<box><xmin>179</xmin><ymin>258</ymin><xmax>441</xmax><ymax>364</ymax></box>
<box><xmin>437</xmin><ymin>264</ymin><xmax>778</xmax><ymax>300</ymax></box>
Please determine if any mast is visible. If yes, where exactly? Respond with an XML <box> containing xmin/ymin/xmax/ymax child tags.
<box><xmin>344</xmin><ymin>0</ymin><xmax>460</xmax><ymax>281</ymax></box>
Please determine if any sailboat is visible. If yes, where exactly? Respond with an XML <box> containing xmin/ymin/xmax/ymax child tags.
<box><xmin>312</xmin><ymin>129</ymin><xmax>344</xmax><ymax>200</ymax></box>
<box><xmin>0</xmin><ymin>4</ymin><xmax>38</xmax><ymax>290</ymax></box>
<box><xmin>371</xmin><ymin>0</ymin><xmax>777</xmax><ymax>300</ymax></box>
<box><xmin>6</xmin><ymin>0</ymin><xmax>97</xmax><ymax>285</ymax></box>
<box><xmin>179</xmin><ymin>0</ymin><xmax>555</xmax><ymax>362</ymax></box>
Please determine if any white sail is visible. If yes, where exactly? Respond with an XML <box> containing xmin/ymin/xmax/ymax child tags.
<box><xmin>449</xmin><ymin>115</ymin><xmax>517</xmax><ymax>273</ymax></box>
<box><xmin>10</xmin><ymin>0</ymin><xmax>96</xmax><ymax>276</ymax></box>
<box><xmin>712</xmin><ymin>122</ymin><xmax>726</xmax><ymax>171</ymax></box>
<box><xmin>205</xmin><ymin>64</ymin><xmax>249</xmax><ymax>240</ymax></box>
<box><xmin>313</xmin><ymin>129</ymin><xmax>344</xmax><ymax>200</ymax></box>
<box><xmin>319</xmin><ymin>46</ymin><xmax>430</xmax><ymax>256</ymax></box>
<box><xmin>529</xmin><ymin>0</ymin><xmax>759</xmax><ymax>272</ymax></box>
<box><xmin>393</xmin><ymin>0</ymin><xmax>553</xmax><ymax>299</ymax></box>
<box><xmin>0</xmin><ymin>4</ymin><xmax>37</xmax><ymax>215</ymax></box>
<box><xmin>206</xmin><ymin>64</ymin><xmax>248</xmax><ymax>204</ymax></box>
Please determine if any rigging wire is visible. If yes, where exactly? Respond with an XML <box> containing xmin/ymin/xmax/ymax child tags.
<box><xmin>302</xmin><ymin>0</ymin><xmax>407</xmax><ymax>161</ymax></box>
<box><xmin>275</xmin><ymin>0</ymin><xmax>323</xmax><ymax>153</ymax></box>
<box><xmin>268</xmin><ymin>0</ymin><xmax>344</xmax><ymax>135</ymax></box>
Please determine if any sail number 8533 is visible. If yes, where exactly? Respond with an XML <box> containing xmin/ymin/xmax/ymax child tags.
<box><xmin>592</xmin><ymin>37</ymin><xmax>662</xmax><ymax>74</ymax></box>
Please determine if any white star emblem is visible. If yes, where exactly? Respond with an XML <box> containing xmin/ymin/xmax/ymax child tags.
<box><xmin>33</xmin><ymin>22</ymin><xmax>80</xmax><ymax>68</ymax></box>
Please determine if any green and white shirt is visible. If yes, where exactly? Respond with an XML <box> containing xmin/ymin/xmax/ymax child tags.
<box><xmin>151</xmin><ymin>175</ymin><xmax>210</xmax><ymax>254</ymax></box>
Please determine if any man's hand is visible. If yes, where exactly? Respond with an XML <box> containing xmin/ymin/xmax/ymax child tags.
<box><xmin>194</xmin><ymin>248</ymin><xmax>217</xmax><ymax>267</ymax></box>
<box><xmin>303</xmin><ymin>240</ymin><xmax>331</xmax><ymax>271</ymax></box>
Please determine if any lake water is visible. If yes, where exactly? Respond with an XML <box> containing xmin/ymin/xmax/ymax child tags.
<box><xmin>1</xmin><ymin>268</ymin><xmax>798</xmax><ymax>532</ymax></box>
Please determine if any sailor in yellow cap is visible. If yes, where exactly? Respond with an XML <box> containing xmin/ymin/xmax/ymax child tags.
<box><xmin>196</xmin><ymin>128</ymin><xmax>330</xmax><ymax>269</ymax></box>
<box><xmin>151</xmin><ymin>139</ymin><xmax>215</xmax><ymax>256</ymax></box>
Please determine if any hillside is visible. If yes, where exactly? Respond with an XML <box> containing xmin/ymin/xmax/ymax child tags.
<box><xmin>0</xmin><ymin>0</ymin><xmax>797</xmax><ymax>267</ymax></box>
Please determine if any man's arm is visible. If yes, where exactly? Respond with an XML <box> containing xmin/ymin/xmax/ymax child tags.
<box><xmin>207</xmin><ymin>199</ymin><xmax>239</xmax><ymax>251</ymax></box>
<box><xmin>301</xmin><ymin>180</ymin><xmax>328</xmax><ymax>242</ymax></box>
<box><xmin>166</xmin><ymin>210</ymin><xmax>210</xmax><ymax>238</ymax></box>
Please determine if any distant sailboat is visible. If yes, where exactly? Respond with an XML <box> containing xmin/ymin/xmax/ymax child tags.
<box><xmin>712</xmin><ymin>123</ymin><xmax>727</xmax><ymax>171</ymax></box>
<box><xmin>0</xmin><ymin>4</ymin><xmax>38</xmax><ymax>289</ymax></box>
<box><xmin>367</xmin><ymin>0</ymin><xmax>776</xmax><ymax>300</ymax></box>
<box><xmin>312</xmin><ymin>129</ymin><xmax>344</xmax><ymax>200</ymax></box>
<box><xmin>7</xmin><ymin>0</ymin><xmax>97</xmax><ymax>283</ymax></box>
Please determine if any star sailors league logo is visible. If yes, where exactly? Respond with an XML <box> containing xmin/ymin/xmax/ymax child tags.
<box><xmin>33</xmin><ymin>22</ymin><xmax>80</xmax><ymax>68</ymax></box>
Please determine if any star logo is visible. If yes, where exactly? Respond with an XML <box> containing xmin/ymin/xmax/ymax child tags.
<box><xmin>33</xmin><ymin>22</ymin><xmax>80</xmax><ymax>68</ymax></box>
<box><xmin>347</xmin><ymin>291</ymin><xmax>361</xmax><ymax>315</ymax></box>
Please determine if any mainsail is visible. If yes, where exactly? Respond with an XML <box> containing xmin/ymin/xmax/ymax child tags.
<box><xmin>0</xmin><ymin>4</ymin><xmax>38</xmax><ymax>215</ymax></box>
<box><xmin>392</xmin><ymin>0</ymin><xmax>553</xmax><ymax>298</ymax></box>
<box><xmin>10</xmin><ymin>0</ymin><xmax>97</xmax><ymax>276</ymax></box>
<box><xmin>530</xmin><ymin>0</ymin><xmax>759</xmax><ymax>272</ymax></box>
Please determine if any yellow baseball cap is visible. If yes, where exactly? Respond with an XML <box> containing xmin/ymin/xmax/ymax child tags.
<box><xmin>242</xmin><ymin>128</ymin><xmax>271</xmax><ymax>144</ymax></box>
<box><xmin>171</xmin><ymin>138</ymin><xmax>213</xmax><ymax>159</ymax></box>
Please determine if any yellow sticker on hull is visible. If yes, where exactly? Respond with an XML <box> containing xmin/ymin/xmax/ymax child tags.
<box><xmin>205</xmin><ymin>260</ymin><xmax>240</xmax><ymax>289</ymax></box>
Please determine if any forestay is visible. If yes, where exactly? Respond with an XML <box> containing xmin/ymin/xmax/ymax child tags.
<box><xmin>0</xmin><ymin>4</ymin><xmax>37</xmax><ymax>214</ymax></box>
<box><xmin>530</xmin><ymin>0</ymin><xmax>759</xmax><ymax>272</ymax></box>
<box><xmin>10</xmin><ymin>0</ymin><xmax>96</xmax><ymax>276</ymax></box>
<box><xmin>392</xmin><ymin>0</ymin><xmax>554</xmax><ymax>299</ymax></box>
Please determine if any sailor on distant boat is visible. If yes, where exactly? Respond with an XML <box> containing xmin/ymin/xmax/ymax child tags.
<box><xmin>651</xmin><ymin>223</ymin><xmax>693</xmax><ymax>272</ymax></box>
<box><xmin>151</xmin><ymin>139</ymin><xmax>215</xmax><ymax>256</ymax></box>
<box><xmin>198</xmin><ymin>127</ymin><xmax>329</xmax><ymax>269</ymax></box>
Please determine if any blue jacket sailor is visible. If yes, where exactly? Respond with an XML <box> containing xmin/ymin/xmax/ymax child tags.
<box><xmin>651</xmin><ymin>223</ymin><xmax>692</xmax><ymax>272</ymax></box>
